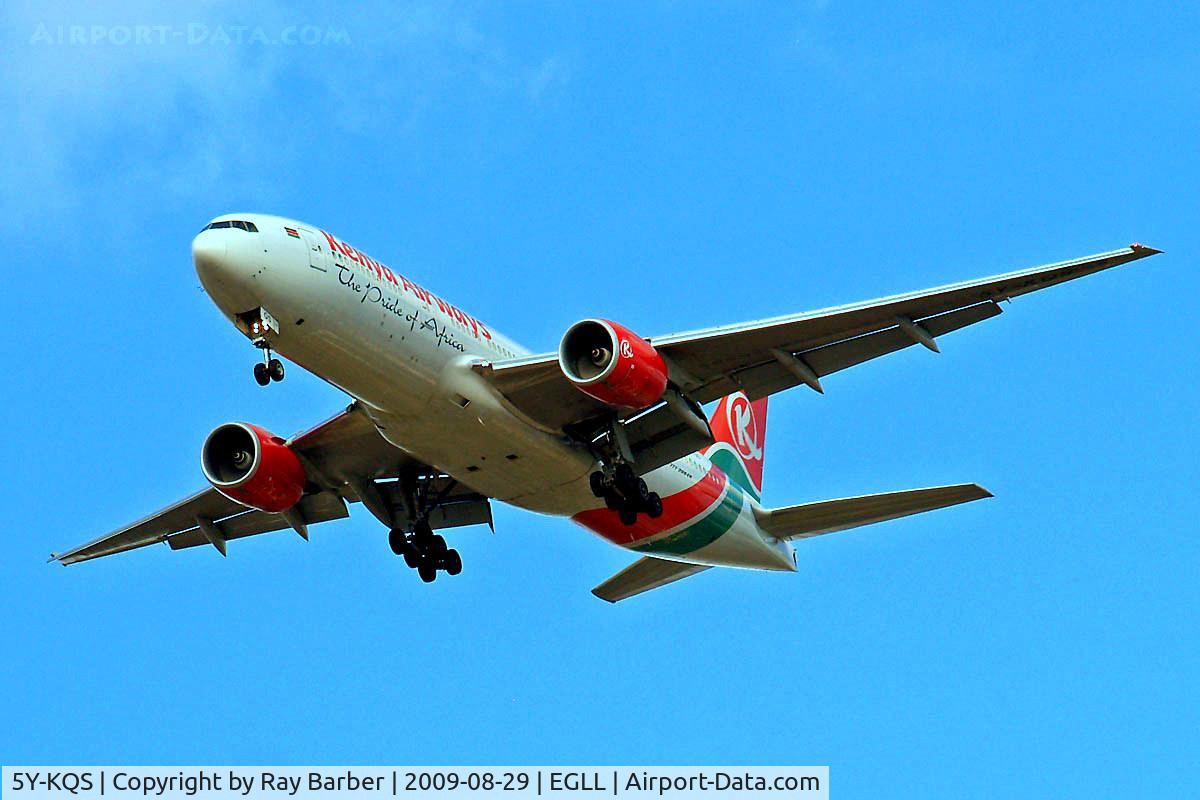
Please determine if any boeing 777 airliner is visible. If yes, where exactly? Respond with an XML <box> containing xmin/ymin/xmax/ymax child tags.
<box><xmin>52</xmin><ymin>215</ymin><xmax>1160</xmax><ymax>600</ymax></box>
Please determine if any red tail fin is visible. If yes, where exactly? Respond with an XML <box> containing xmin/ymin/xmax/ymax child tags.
<box><xmin>703</xmin><ymin>392</ymin><xmax>768</xmax><ymax>500</ymax></box>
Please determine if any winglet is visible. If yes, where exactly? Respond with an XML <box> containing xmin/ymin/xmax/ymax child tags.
<box><xmin>1129</xmin><ymin>242</ymin><xmax>1163</xmax><ymax>255</ymax></box>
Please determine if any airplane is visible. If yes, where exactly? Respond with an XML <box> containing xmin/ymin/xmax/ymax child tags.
<box><xmin>50</xmin><ymin>214</ymin><xmax>1160</xmax><ymax>601</ymax></box>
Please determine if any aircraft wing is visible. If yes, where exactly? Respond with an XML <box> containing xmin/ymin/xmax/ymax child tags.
<box><xmin>474</xmin><ymin>245</ymin><xmax>1160</xmax><ymax>460</ymax></box>
<box><xmin>591</xmin><ymin>556</ymin><xmax>711</xmax><ymax>603</ymax></box>
<box><xmin>51</xmin><ymin>402</ymin><xmax>491</xmax><ymax>565</ymax></box>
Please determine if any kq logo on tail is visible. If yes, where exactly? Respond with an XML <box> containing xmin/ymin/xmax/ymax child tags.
<box><xmin>704</xmin><ymin>391</ymin><xmax>769</xmax><ymax>499</ymax></box>
<box><xmin>728</xmin><ymin>394</ymin><xmax>763</xmax><ymax>463</ymax></box>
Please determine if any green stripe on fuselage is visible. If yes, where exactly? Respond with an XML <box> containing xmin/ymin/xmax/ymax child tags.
<box><xmin>633</xmin><ymin>480</ymin><xmax>745</xmax><ymax>556</ymax></box>
<box><xmin>705</xmin><ymin>447</ymin><xmax>761</xmax><ymax>502</ymax></box>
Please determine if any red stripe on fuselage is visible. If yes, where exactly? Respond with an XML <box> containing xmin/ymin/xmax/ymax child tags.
<box><xmin>573</xmin><ymin>462</ymin><xmax>727</xmax><ymax>546</ymax></box>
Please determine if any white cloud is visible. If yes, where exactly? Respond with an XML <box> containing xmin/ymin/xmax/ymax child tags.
<box><xmin>0</xmin><ymin>0</ymin><xmax>571</xmax><ymax>238</ymax></box>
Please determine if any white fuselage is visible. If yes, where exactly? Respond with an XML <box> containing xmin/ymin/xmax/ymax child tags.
<box><xmin>192</xmin><ymin>213</ymin><xmax>794</xmax><ymax>571</ymax></box>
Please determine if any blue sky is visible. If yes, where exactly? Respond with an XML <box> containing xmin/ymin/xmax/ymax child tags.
<box><xmin>2</xmin><ymin>1</ymin><xmax>1197</xmax><ymax>796</ymax></box>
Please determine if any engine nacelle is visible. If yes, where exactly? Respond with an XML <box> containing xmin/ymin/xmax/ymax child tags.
<box><xmin>558</xmin><ymin>318</ymin><xmax>669</xmax><ymax>410</ymax></box>
<box><xmin>201</xmin><ymin>422</ymin><xmax>306</xmax><ymax>513</ymax></box>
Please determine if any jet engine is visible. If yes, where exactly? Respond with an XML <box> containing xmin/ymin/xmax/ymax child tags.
<box><xmin>201</xmin><ymin>422</ymin><xmax>306</xmax><ymax>512</ymax></box>
<box><xmin>558</xmin><ymin>318</ymin><xmax>669</xmax><ymax>410</ymax></box>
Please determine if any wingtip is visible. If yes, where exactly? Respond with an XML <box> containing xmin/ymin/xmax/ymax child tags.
<box><xmin>1129</xmin><ymin>242</ymin><xmax>1163</xmax><ymax>255</ymax></box>
<box><xmin>591</xmin><ymin>588</ymin><xmax>618</xmax><ymax>604</ymax></box>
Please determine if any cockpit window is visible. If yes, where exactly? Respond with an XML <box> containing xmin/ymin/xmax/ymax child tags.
<box><xmin>200</xmin><ymin>220</ymin><xmax>258</xmax><ymax>233</ymax></box>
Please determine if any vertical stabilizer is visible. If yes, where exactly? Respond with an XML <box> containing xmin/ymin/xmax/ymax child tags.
<box><xmin>703</xmin><ymin>392</ymin><xmax>768</xmax><ymax>501</ymax></box>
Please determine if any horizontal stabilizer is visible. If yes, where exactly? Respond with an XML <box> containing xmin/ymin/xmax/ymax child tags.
<box><xmin>592</xmin><ymin>556</ymin><xmax>711</xmax><ymax>603</ymax></box>
<box><xmin>757</xmin><ymin>483</ymin><xmax>991</xmax><ymax>541</ymax></box>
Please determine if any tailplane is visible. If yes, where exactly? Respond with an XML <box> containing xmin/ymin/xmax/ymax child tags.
<box><xmin>590</xmin><ymin>484</ymin><xmax>990</xmax><ymax>602</ymax></box>
<box><xmin>703</xmin><ymin>392</ymin><xmax>768</xmax><ymax>501</ymax></box>
<box><xmin>756</xmin><ymin>483</ymin><xmax>992</xmax><ymax>541</ymax></box>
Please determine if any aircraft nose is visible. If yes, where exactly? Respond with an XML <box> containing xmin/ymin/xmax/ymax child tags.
<box><xmin>192</xmin><ymin>231</ymin><xmax>228</xmax><ymax>281</ymax></box>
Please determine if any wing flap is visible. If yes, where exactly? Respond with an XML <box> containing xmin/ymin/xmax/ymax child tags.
<box><xmin>720</xmin><ymin>300</ymin><xmax>1003</xmax><ymax>402</ymax></box>
<box><xmin>653</xmin><ymin>245</ymin><xmax>1158</xmax><ymax>392</ymax></box>
<box><xmin>52</xmin><ymin>488</ymin><xmax>246</xmax><ymax>565</ymax></box>
<box><xmin>757</xmin><ymin>483</ymin><xmax>992</xmax><ymax>541</ymax></box>
<box><xmin>592</xmin><ymin>556</ymin><xmax>711</xmax><ymax>603</ymax></box>
<box><xmin>165</xmin><ymin>491</ymin><xmax>350</xmax><ymax>551</ymax></box>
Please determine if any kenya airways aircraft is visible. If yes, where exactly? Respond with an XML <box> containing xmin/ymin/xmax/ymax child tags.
<box><xmin>51</xmin><ymin>215</ymin><xmax>1160</xmax><ymax>600</ymax></box>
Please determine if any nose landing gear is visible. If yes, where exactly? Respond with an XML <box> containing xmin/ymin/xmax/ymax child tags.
<box><xmin>237</xmin><ymin>307</ymin><xmax>285</xmax><ymax>386</ymax></box>
<box><xmin>252</xmin><ymin>346</ymin><xmax>285</xmax><ymax>386</ymax></box>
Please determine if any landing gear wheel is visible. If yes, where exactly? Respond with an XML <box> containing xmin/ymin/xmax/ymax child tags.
<box><xmin>417</xmin><ymin>561</ymin><xmax>437</xmax><ymax>583</ymax></box>
<box><xmin>442</xmin><ymin>549</ymin><xmax>462</xmax><ymax>576</ymax></box>
<box><xmin>428</xmin><ymin>534</ymin><xmax>448</xmax><ymax>555</ymax></box>
<box><xmin>615</xmin><ymin>463</ymin><xmax>636</xmax><ymax>489</ymax></box>
<box><xmin>645</xmin><ymin>492</ymin><xmax>663</xmax><ymax>519</ymax></box>
<box><xmin>403</xmin><ymin>549</ymin><xmax>420</xmax><ymax>569</ymax></box>
<box><xmin>253</xmin><ymin>362</ymin><xmax>270</xmax><ymax>386</ymax></box>
<box><xmin>589</xmin><ymin>471</ymin><xmax>607</xmax><ymax>498</ymax></box>
<box><xmin>618</xmin><ymin>507</ymin><xmax>638</xmax><ymax>526</ymax></box>
<box><xmin>388</xmin><ymin>528</ymin><xmax>406</xmax><ymax>556</ymax></box>
<box><xmin>633</xmin><ymin>477</ymin><xmax>650</xmax><ymax>502</ymax></box>
<box><xmin>604</xmin><ymin>492</ymin><xmax>621</xmax><ymax>511</ymax></box>
<box><xmin>268</xmin><ymin>358</ymin><xmax>285</xmax><ymax>382</ymax></box>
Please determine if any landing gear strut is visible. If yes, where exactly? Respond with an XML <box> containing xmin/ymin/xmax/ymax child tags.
<box><xmin>591</xmin><ymin>462</ymin><xmax>663</xmax><ymax>526</ymax></box>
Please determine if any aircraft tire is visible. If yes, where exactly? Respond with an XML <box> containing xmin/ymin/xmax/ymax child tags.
<box><xmin>388</xmin><ymin>528</ymin><xmax>406</xmax><ymax>555</ymax></box>
<box><xmin>615</xmin><ymin>463</ymin><xmax>636</xmax><ymax>491</ymax></box>
<box><xmin>646</xmin><ymin>493</ymin><xmax>663</xmax><ymax>518</ymax></box>
<box><xmin>443</xmin><ymin>549</ymin><xmax>462</xmax><ymax>576</ymax></box>
<box><xmin>253</xmin><ymin>362</ymin><xmax>270</xmax><ymax>386</ymax></box>
<box><xmin>418</xmin><ymin>561</ymin><xmax>437</xmax><ymax>583</ymax></box>
<box><xmin>268</xmin><ymin>358</ymin><xmax>285</xmax><ymax>382</ymax></box>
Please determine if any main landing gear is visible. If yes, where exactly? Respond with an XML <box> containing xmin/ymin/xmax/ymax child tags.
<box><xmin>590</xmin><ymin>463</ymin><xmax>663</xmax><ymax>526</ymax></box>
<box><xmin>388</xmin><ymin>520</ymin><xmax>462</xmax><ymax>583</ymax></box>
